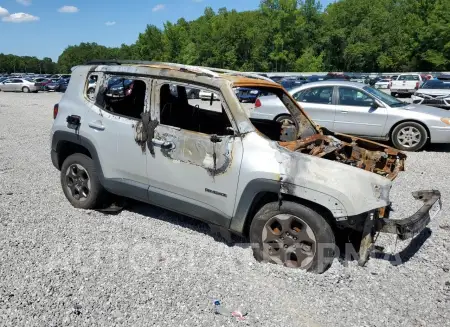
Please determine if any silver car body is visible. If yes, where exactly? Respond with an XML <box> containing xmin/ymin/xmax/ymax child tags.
<box><xmin>0</xmin><ymin>78</ymin><xmax>38</xmax><ymax>92</ymax></box>
<box><xmin>250</xmin><ymin>81</ymin><xmax>450</xmax><ymax>144</ymax></box>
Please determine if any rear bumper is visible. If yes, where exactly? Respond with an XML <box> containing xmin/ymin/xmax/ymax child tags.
<box><xmin>378</xmin><ymin>190</ymin><xmax>441</xmax><ymax>240</ymax></box>
<box><xmin>391</xmin><ymin>89</ymin><xmax>416</xmax><ymax>94</ymax></box>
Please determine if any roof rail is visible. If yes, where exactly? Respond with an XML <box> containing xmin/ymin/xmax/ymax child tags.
<box><xmin>84</xmin><ymin>60</ymin><xmax>272</xmax><ymax>82</ymax></box>
<box><xmin>85</xmin><ymin>60</ymin><xmax>219</xmax><ymax>78</ymax></box>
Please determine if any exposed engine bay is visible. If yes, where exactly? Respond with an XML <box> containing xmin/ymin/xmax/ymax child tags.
<box><xmin>279</xmin><ymin>131</ymin><xmax>407</xmax><ymax>180</ymax></box>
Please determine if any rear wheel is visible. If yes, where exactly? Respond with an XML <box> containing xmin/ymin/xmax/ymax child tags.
<box><xmin>391</xmin><ymin>121</ymin><xmax>427</xmax><ymax>151</ymax></box>
<box><xmin>22</xmin><ymin>87</ymin><xmax>30</xmax><ymax>93</ymax></box>
<box><xmin>60</xmin><ymin>153</ymin><xmax>108</xmax><ymax>209</ymax></box>
<box><xmin>250</xmin><ymin>201</ymin><xmax>336</xmax><ymax>273</ymax></box>
<box><xmin>275</xmin><ymin>114</ymin><xmax>295</xmax><ymax>125</ymax></box>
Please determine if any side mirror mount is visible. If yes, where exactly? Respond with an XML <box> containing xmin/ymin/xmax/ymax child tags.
<box><xmin>370</xmin><ymin>100</ymin><xmax>380</xmax><ymax>109</ymax></box>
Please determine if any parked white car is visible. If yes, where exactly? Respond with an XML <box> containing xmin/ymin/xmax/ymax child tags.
<box><xmin>0</xmin><ymin>78</ymin><xmax>39</xmax><ymax>93</ymax></box>
<box><xmin>375</xmin><ymin>79</ymin><xmax>391</xmax><ymax>89</ymax></box>
<box><xmin>390</xmin><ymin>74</ymin><xmax>426</xmax><ymax>96</ymax></box>
<box><xmin>199</xmin><ymin>89</ymin><xmax>220</xmax><ymax>101</ymax></box>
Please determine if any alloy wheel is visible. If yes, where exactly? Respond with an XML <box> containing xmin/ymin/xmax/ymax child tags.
<box><xmin>262</xmin><ymin>214</ymin><xmax>317</xmax><ymax>268</ymax></box>
<box><xmin>65</xmin><ymin>164</ymin><xmax>91</xmax><ymax>202</ymax></box>
<box><xmin>397</xmin><ymin>126</ymin><xmax>421</xmax><ymax>148</ymax></box>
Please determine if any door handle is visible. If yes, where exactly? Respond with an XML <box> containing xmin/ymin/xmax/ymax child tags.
<box><xmin>88</xmin><ymin>120</ymin><xmax>105</xmax><ymax>131</ymax></box>
<box><xmin>152</xmin><ymin>139</ymin><xmax>174</xmax><ymax>149</ymax></box>
<box><xmin>340</xmin><ymin>111</ymin><xmax>348</xmax><ymax>113</ymax></box>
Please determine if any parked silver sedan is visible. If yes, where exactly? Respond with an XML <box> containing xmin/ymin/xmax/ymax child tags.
<box><xmin>250</xmin><ymin>81</ymin><xmax>450</xmax><ymax>151</ymax></box>
<box><xmin>0</xmin><ymin>78</ymin><xmax>39</xmax><ymax>93</ymax></box>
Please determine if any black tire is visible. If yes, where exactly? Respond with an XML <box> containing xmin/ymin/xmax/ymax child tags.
<box><xmin>22</xmin><ymin>86</ymin><xmax>30</xmax><ymax>93</ymax></box>
<box><xmin>390</xmin><ymin>92</ymin><xmax>396</xmax><ymax>97</ymax></box>
<box><xmin>250</xmin><ymin>201</ymin><xmax>336</xmax><ymax>274</ymax></box>
<box><xmin>60</xmin><ymin>153</ymin><xmax>108</xmax><ymax>209</ymax></box>
<box><xmin>275</xmin><ymin>114</ymin><xmax>295</xmax><ymax>125</ymax></box>
<box><xmin>391</xmin><ymin>121</ymin><xmax>427</xmax><ymax>151</ymax></box>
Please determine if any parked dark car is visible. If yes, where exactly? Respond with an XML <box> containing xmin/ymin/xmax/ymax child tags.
<box><xmin>235</xmin><ymin>87</ymin><xmax>270</xmax><ymax>103</ymax></box>
<box><xmin>105</xmin><ymin>78</ymin><xmax>133</xmax><ymax>97</ymax></box>
<box><xmin>279</xmin><ymin>76</ymin><xmax>308</xmax><ymax>90</ymax></box>
<box><xmin>323</xmin><ymin>73</ymin><xmax>351</xmax><ymax>81</ymax></box>
<box><xmin>305</xmin><ymin>75</ymin><xmax>325</xmax><ymax>83</ymax></box>
<box><xmin>45</xmin><ymin>78</ymin><xmax>70</xmax><ymax>92</ymax></box>
<box><xmin>269</xmin><ymin>75</ymin><xmax>288</xmax><ymax>83</ymax></box>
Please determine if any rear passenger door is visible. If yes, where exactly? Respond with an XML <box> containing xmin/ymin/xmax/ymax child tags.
<box><xmin>333</xmin><ymin>86</ymin><xmax>387</xmax><ymax>137</ymax></box>
<box><xmin>146</xmin><ymin>80</ymin><xmax>243</xmax><ymax>226</ymax></box>
<box><xmin>81</xmin><ymin>72</ymin><xmax>150</xmax><ymax>201</ymax></box>
<box><xmin>292</xmin><ymin>86</ymin><xmax>335</xmax><ymax>130</ymax></box>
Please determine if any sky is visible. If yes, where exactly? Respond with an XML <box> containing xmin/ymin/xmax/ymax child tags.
<box><xmin>0</xmin><ymin>0</ymin><xmax>334</xmax><ymax>61</ymax></box>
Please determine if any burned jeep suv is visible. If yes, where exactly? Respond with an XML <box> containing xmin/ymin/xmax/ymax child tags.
<box><xmin>51</xmin><ymin>61</ymin><xmax>441</xmax><ymax>273</ymax></box>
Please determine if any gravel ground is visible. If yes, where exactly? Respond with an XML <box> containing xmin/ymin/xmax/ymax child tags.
<box><xmin>1</xmin><ymin>92</ymin><xmax>449</xmax><ymax>327</ymax></box>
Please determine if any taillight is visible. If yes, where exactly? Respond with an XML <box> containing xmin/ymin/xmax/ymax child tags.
<box><xmin>389</xmin><ymin>82</ymin><xmax>392</xmax><ymax>89</ymax></box>
<box><xmin>255</xmin><ymin>98</ymin><xmax>261</xmax><ymax>108</ymax></box>
<box><xmin>415</xmin><ymin>82</ymin><xmax>419</xmax><ymax>89</ymax></box>
<box><xmin>53</xmin><ymin>103</ymin><xmax>59</xmax><ymax>119</ymax></box>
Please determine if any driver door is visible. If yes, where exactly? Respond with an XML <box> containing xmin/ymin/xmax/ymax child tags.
<box><xmin>333</xmin><ymin>86</ymin><xmax>388</xmax><ymax>137</ymax></box>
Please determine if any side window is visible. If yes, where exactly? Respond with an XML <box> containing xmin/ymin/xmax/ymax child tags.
<box><xmin>13</xmin><ymin>79</ymin><xmax>22</xmax><ymax>83</ymax></box>
<box><xmin>398</xmin><ymin>75</ymin><xmax>406</xmax><ymax>81</ymax></box>
<box><xmin>295</xmin><ymin>87</ymin><xmax>333</xmax><ymax>104</ymax></box>
<box><xmin>338</xmin><ymin>87</ymin><xmax>373</xmax><ymax>106</ymax></box>
<box><xmin>159</xmin><ymin>83</ymin><xmax>232</xmax><ymax>136</ymax></box>
<box><xmin>293</xmin><ymin>90</ymin><xmax>305</xmax><ymax>101</ymax></box>
<box><xmin>411</xmin><ymin>75</ymin><xmax>420</xmax><ymax>81</ymax></box>
<box><xmin>97</xmin><ymin>76</ymin><xmax>146</xmax><ymax>120</ymax></box>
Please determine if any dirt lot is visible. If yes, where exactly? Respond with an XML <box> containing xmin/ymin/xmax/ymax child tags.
<box><xmin>1</xmin><ymin>92</ymin><xmax>449</xmax><ymax>327</ymax></box>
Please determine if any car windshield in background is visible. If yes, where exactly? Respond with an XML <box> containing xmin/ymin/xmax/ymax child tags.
<box><xmin>421</xmin><ymin>80</ymin><xmax>450</xmax><ymax>89</ymax></box>
<box><xmin>363</xmin><ymin>86</ymin><xmax>407</xmax><ymax>107</ymax></box>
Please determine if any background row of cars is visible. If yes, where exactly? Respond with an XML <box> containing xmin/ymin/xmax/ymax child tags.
<box><xmin>0</xmin><ymin>73</ymin><xmax>71</xmax><ymax>93</ymax></box>
<box><xmin>248</xmin><ymin>79</ymin><xmax>450</xmax><ymax>152</ymax></box>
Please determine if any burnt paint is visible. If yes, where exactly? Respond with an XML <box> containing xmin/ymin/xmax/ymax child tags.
<box><xmin>154</xmin><ymin>128</ymin><xmax>234</xmax><ymax>177</ymax></box>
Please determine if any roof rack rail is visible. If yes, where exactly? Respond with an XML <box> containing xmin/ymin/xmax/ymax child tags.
<box><xmin>84</xmin><ymin>60</ymin><xmax>273</xmax><ymax>82</ymax></box>
<box><xmin>85</xmin><ymin>60</ymin><xmax>219</xmax><ymax>78</ymax></box>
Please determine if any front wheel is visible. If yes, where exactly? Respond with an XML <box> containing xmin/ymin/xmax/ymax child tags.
<box><xmin>60</xmin><ymin>153</ymin><xmax>108</xmax><ymax>209</ymax></box>
<box><xmin>391</xmin><ymin>121</ymin><xmax>427</xmax><ymax>151</ymax></box>
<box><xmin>250</xmin><ymin>201</ymin><xmax>336</xmax><ymax>273</ymax></box>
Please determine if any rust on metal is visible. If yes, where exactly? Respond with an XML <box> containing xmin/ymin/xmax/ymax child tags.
<box><xmin>279</xmin><ymin>133</ymin><xmax>407</xmax><ymax>181</ymax></box>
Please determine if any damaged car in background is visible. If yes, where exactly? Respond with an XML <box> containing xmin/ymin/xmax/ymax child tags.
<box><xmin>50</xmin><ymin>61</ymin><xmax>442</xmax><ymax>273</ymax></box>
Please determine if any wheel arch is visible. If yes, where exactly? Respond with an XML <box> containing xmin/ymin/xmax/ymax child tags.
<box><xmin>230</xmin><ymin>179</ymin><xmax>338</xmax><ymax>237</ymax></box>
<box><xmin>52</xmin><ymin>131</ymin><xmax>101</xmax><ymax>173</ymax></box>
<box><xmin>274</xmin><ymin>113</ymin><xmax>293</xmax><ymax>122</ymax></box>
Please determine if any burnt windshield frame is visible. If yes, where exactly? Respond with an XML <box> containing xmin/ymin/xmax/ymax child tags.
<box><xmin>233</xmin><ymin>86</ymin><xmax>319</xmax><ymax>138</ymax></box>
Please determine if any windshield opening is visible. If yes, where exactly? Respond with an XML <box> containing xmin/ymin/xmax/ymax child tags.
<box><xmin>363</xmin><ymin>86</ymin><xmax>407</xmax><ymax>107</ymax></box>
<box><xmin>233</xmin><ymin>86</ymin><xmax>317</xmax><ymax>142</ymax></box>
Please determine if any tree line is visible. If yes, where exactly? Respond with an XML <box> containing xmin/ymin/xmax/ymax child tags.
<box><xmin>0</xmin><ymin>54</ymin><xmax>58</xmax><ymax>74</ymax></box>
<box><xmin>3</xmin><ymin>0</ymin><xmax>449</xmax><ymax>74</ymax></box>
